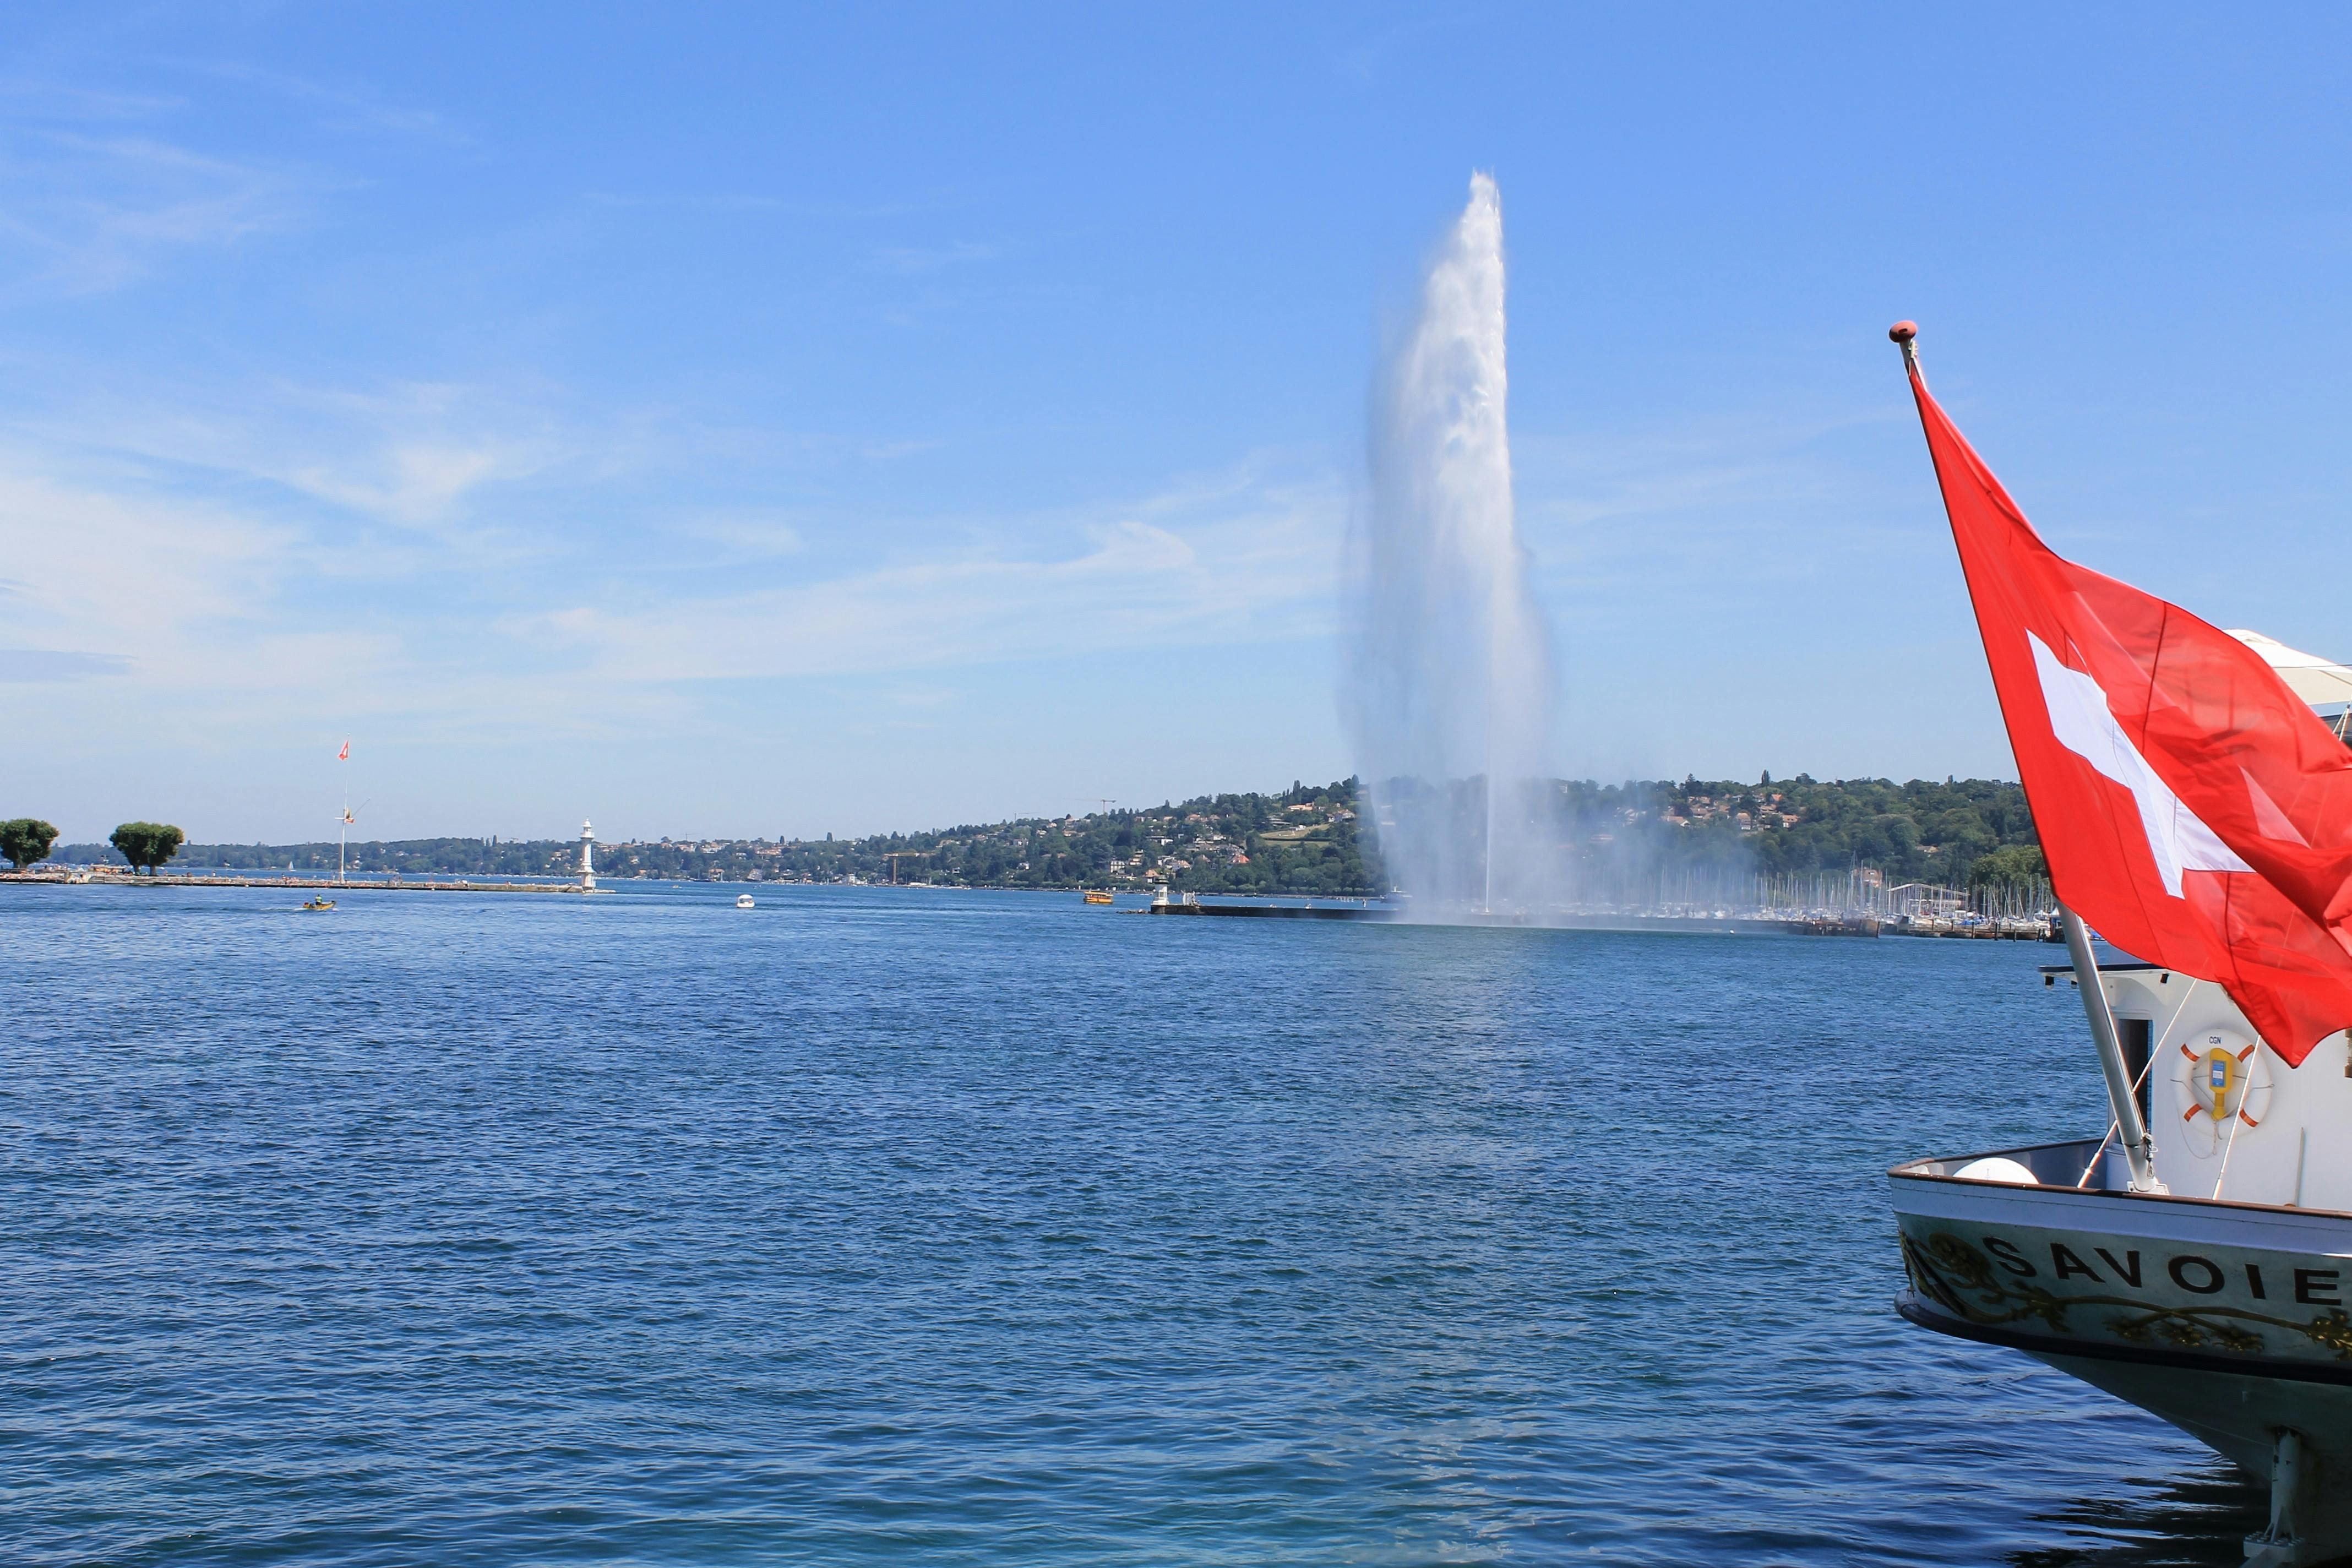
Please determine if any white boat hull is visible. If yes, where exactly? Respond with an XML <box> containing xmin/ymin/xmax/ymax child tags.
<box><xmin>1893</xmin><ymin>1141</ymin><xmax>2352</xmax><ymax>1561</ymax></box>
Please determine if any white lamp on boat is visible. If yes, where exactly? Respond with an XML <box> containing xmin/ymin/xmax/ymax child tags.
<box><xmin>1950</xmin><ymin>1157</ymin><xmax>2040</xmax><ymax>1185</ymax></box>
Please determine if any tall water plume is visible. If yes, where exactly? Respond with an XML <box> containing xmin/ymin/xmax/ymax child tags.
<box><xmin>1346</xmin><ymin>173</ymin><xmax>1556</xmax><ymax>916</ymax></box>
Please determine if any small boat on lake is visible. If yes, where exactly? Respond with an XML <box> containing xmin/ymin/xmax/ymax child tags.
<box><xmin>1084</xmin><ymin>889</ymin><xmax>1114</xmax><ymax>905</ymax></box>
<box><xmin>301</xmin><ymin>897</ymin><xmax>335</xmax><ymax>911</ymax></box>
<box><xmin>736</xmin><ymin>892</ymin><xmax>755</xmax><ymax>909</ymax></box>
<box><xmin>1886</xmin><ymin>322</ymin><xmax>2352</xmax><ymax>1566</ymax></box>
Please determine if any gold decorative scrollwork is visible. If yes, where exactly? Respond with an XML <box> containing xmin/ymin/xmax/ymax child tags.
<box><xmin>2302</xmin><ymin>1310</ymin><xmax>2352</xmax><ymax>1357</ymax></box>
<box><xmin>1902</xmin><ymin>1232</ymin><xmax>2352</xmax><ymax>1363</ymax></box>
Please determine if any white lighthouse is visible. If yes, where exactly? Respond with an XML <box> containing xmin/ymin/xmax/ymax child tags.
<box><xmin>579</xmin><ymin>819</ymin><xmax>596</xmax><ymax>890</ymax></box>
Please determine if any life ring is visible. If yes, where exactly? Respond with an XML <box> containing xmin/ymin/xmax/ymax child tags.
<box><xmin>2177</xmin><ymin>1028</ymin><xmax>2268</xmax><ymax>1130</ymax></box>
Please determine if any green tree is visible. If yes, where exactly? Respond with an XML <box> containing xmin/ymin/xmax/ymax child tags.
<box><xmin>0</xmin><ymin>818</ymin><xmax>59</xmax><ymax>870</ymax></box>
<box><xmin>1968</xmin><ymin>842</ymin><xmax>2049</xmax><ymax>889</ymax></box>
<box><xmin>110</xmin><ymin>821</ymin><xmax>187</xmax><ymax>875</ymax></box>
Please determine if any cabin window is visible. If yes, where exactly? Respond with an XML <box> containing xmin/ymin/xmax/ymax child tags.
<box><xmin>2118</xmin><ymin>1017</ymin><xmax>2153</xmax><ymax>1123</ymax></box>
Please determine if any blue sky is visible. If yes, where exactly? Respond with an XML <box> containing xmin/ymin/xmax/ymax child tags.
<box><xmin>6</xmin><ymin>5</ymin><xmax>2352</xmax><ymax>843</ymax></box>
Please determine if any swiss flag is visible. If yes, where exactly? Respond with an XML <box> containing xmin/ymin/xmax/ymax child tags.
<box><xmin>1907</xmin><ymin>347</ymin><xmax>2352</xmax><ymax>1065</ymax></box>
<box><xmin>337</xmin><ymin>741</ymin><xmax>350</xmax><ymax>761</ymax></box>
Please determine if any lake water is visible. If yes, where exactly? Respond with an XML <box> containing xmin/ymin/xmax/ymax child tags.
<box><xmin>2</xmin><ymin>883</ymin><xmax>2262</xmax><ymax>1565</ymax></box>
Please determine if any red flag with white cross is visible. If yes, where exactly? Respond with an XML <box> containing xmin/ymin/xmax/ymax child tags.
<box><xmin>1899</xmin><ymin>324</ymin><xmax>2352</xmax><ymax>1064</ymax></box>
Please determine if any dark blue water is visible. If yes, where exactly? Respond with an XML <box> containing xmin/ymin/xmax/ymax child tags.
<box><xmin>2</xmin><ymin>884</ymin><xmax>2260</xmax><ymax>1565</ymax></box>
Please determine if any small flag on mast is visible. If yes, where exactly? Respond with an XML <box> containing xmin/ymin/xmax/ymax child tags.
<box><xmin>1898</xmin><ymin>323</ymin><xmax>2352</xmax><ymax>1065</ymax></box>
<box><xmin>337</xmin><ymin>741</ymin><xmax>350</xmax><ymax>761</ymax></box>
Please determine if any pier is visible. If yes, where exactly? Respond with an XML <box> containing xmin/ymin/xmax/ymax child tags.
<box><xmin>1142</xmin><ymin>895</ymin><xmax>1882</xmax><ymax>935</ymax></box>
<box><xmin>1148</xmin><ymin>899</ymin><xmax>1390</xmax><ymax>920</ymax></box>
<box><xmin>1</xmin><ymin>871</ymin><xmax>597</xmax><ymax>895</ymax></box>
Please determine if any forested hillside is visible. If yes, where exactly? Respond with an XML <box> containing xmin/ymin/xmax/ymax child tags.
<box><xmin>47</xmin><ymin>774</ymin><xmax>2039</xmax><ymax>895</ymax></box>
<box><xmin>1561</xmin><ymin>774</ymin><xmax>2040</xmax><ymax>889</ymax></box>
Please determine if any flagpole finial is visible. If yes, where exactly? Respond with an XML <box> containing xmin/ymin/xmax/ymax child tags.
<box><xmin>1888</xmin><ymin>320</ymin><xmax>1919</xmax><ymax>369</ymax></box>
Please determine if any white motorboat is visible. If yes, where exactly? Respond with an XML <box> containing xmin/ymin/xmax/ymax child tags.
<box><xmin>1886</xmin><ymin>322</ymin><xmax>2352</xmax><ymax>1566</ymax></box>
<box><xmin>736</xmin><ymin>892</ymin><xmax>755</xmax><ymax>909</ymax></box>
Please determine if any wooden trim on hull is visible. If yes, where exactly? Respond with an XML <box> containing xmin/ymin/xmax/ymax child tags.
<box><xmin>1897</xmin><ymin>1290</ymin><xmax>2352</xmax><ymax>1387</ymax></box>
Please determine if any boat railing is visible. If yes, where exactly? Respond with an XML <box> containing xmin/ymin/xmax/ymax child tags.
<box><xmin>1892</xmin><ymin>1137</ymin><xmax>2119</xmax><ymax>1190</ymax></box>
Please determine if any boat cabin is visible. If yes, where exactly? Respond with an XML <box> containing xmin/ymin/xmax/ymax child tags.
<box><xmin>2044</xmin><ymin>963</ymin><xmax>2352</xmax><ymax>1209</ymax></box>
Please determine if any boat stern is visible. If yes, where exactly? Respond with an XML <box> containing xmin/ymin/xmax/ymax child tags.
<box><xmin>1892</xmin><ymin>1143</ymin><xmax>2352</xmax><ymax>1560</ymax></box>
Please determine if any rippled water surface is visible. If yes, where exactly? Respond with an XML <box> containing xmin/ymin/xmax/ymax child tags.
<box><xmin>2</xmin><ymin>883</ymin><xmax>2264</xmax><ymax>1565</ymax></box>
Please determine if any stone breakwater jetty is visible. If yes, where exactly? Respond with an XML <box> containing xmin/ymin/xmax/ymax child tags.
<box><xmin>1</xmin><ymin>871</ymin><xmax>599</xmax><ymax>895</ymax></box>
<box><xmin>1148</xmin><ymin>899</ymin><xmax>1387</xmax><ymax>921</ymax></box>
<box><xmin>1142</xmin><ymin>898</ymin><xmax>1883</xmax><ymax>936</ymax></box>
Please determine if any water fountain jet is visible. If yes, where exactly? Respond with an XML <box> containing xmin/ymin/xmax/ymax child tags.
<box><xmin>1345</xmin><ymin>173</ymin><xmax>1555</xmax><ymax>919</ymax></box>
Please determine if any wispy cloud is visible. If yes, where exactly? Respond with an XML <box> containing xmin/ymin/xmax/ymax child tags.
<box><xmin>0</xmin><ymin>648</ymin><xmax>131</xmax><ymax>682</ymax></box>
<box><xmin>0</xmin><ymin>79</ymin><xmax>184</xmax><ymax>122</ymax></box>
<box><xmin>678</xmin><ymin>510</ymin><xmax>805</xmax><ymax>558</ymax></box>
<box><xmin>874</xmin><ymin>239</ymin><xmax>1003</xmax><ymax>275</ymax></box>
<box><xmin>0</xmin><ymin>382</ymin><xmax>1344</xmax><ymax>750</ymax></box>
<box><xmin>583</xmin><ymin>189</ymin><xmax>781</xmax><ymax>213</ymax></box>
<box><xmin>508</xmin><ymin>461</ymin><xmax>1342</xmax><ymax>683</ymax></box>
<box><xmin>273</xmin><ymin>421</ymin><xmax>573</xmax><ymax>533</ymax></box>
<box><xmin>1513</xmin><ymin>402</ymin><xmax>1917</xmax><ymax>596</ymax></box>
<box><xmin>0</xmin><ymin>449</ymin><xmax>297</xmax><ymax>687</ymax></box>
<box><xmin>0</xmin><ymin>128</ymin><xmax>312</xmax><ymax>294</ymax></box>
<box><xmin>163</xmin><ymin>59</ymin><xmax>462</xmax><ymax>143</ymax></box>
<box><xmin>17</xmin><ymin>376</ymin><xmax>601</xmax><ymax>545</ymax></box>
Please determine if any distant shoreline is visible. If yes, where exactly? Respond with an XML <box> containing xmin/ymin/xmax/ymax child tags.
<box><xmin>0</xmin><ymin>871</ymin><xmax>1342</xmax><ymax>897</ymax></box>
<box><xmin>20</xmin><ymin>773</ymin><xmax>2040</xmax><ymax>905</ymax></box>
<box><xmin>0</xmin><ymin>869</ymin><xmax>595</xmax><ymax>895</ymax></box>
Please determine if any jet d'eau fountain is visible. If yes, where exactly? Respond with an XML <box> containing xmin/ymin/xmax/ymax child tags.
<box><xmin>1346</xmin><ymin>173</ymin><xmax>1557</xmax><ymax>918</ymax></box>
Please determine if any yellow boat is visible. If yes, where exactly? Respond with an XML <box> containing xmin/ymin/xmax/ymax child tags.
<box><xmin>302</xmin><ymin>897</ymin><xmax>335</xmax><ymax>911</ymax></box>
<box><xmin>1083</xmin><ymin>890</ymin><xmax>1114</xmax><ymax>905</ymax></box>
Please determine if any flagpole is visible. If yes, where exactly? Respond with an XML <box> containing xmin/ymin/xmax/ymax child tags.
<box><xmin>2057</xmin><ymin>903</ymin><xmax>2163</xmax><ymax>1193</ymax></box>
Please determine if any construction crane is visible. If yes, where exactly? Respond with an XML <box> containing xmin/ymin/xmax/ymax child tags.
<box><xmin>883</xmin><ymin>851</ymin><xmax>928</xmax><ymax>885</ymax></box>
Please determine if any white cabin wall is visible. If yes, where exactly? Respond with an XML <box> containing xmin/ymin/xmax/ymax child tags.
<box><xmin>2100</xmin><ymin>970</ymin><xmax>2352</xmax><ymax>1209</ymax></box>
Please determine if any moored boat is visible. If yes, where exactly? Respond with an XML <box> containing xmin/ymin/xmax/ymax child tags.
<box><xmin>1885</xmin><ymin>322</ymin><xmax>2352</xmax><ymax>1566</ymax></box>
<box><xmin>1892</xmin><ymin>972</ymin><xmax>2352</xmax><ymax>1560</ymax></box>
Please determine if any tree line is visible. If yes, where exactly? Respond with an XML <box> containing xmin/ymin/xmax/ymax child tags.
<box><xmin>8</xmin><ymin>774</ymin><xmax>2050</xmax><ymax>893</ymax></box>
<box><xmin>3</xmin><ymin>820</ymin><xmax>186</xmax><ymax>873</ymax></box>
<box><xmin>1591</xmin><ymin>774</ymin><xmax>2045</xmax><ymax>890</ymax></box>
